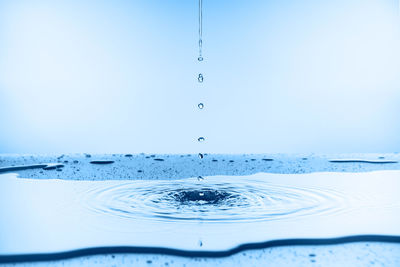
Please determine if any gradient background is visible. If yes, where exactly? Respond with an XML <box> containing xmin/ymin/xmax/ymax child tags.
<box><xmin>0</xmin><ymin>0</ymin><xmax>399</xmax><ymax>154</ymax></box>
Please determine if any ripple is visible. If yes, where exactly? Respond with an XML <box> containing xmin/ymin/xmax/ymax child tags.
<box><xmin>82</xmin><ymin>177</ymin><xmax>347</xmax><ymax>223</ymax></box>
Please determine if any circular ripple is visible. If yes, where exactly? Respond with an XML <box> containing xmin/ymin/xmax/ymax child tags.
<box><xmin>82</xmin><ymin>178</ymin><xmax>347</xmax><ymax>222</ymax></box>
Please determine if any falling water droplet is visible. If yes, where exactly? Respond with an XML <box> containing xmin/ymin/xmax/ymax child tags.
<box><xmin>198</xmin><ymin>103</ymin><xmax>204</xmax><ymax>109</ymax></box>
<box><xmin>197</xmin><ymin>176</ymin><xmax>204</xmax><ymax>181</ymax></box>
<box><xmin>198</xmin><ymin>74</ymin><xmax>203</xmax><ymax>83</ymax></box>
<box><xmin>198</xmin><ymin>153</ymin><xmax>204</xmax><ymax>159</ymax></box>
<box><xmin>198</xmin><ymin>137</ymin><xmax>205</xmax><ymax>142</ymax></box>
<box><xmin>198</xmin><ymin>56</ymin><xmax>203</xmax><ymax>62</ymax></box>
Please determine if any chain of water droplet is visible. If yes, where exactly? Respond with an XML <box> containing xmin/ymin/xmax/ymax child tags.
<box><xmin>197</xmin><ymin>0</ymin><xmax>204</xmax><ymax>182</ymax></box>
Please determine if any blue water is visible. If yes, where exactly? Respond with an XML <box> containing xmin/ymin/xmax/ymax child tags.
<box><xmin>1</xmin><ymin>170</ymin><xmax>400</xmax><ymax>262</ymax></box>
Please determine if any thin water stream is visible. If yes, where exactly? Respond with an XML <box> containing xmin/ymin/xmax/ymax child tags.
<box><xmin>196</xmin><ymin>0</ymin><xmax>205</xmax><ymax>182</ymax></box>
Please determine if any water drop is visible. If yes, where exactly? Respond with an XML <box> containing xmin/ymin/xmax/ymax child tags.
<box><xmin>198</xmin><ymin>153</ymin><xmax>204</xmax><ymax>159</ymax></box>
<box><xmin>198</xmin><ymin>56</ymin><xmax>203</xmax><ymax>62</ymax></box>
<box><xmin>197</xmin><ymin>176</ymin><xmax>204</xmax><ymax>181</ymax></box>
<box><xmin>198</xmin><ymin>137</ymin><xmax>205</xmax><ymax>142</ymax></box>
<box><xmin>198</xmin><ymin>74</ymin><xmax>203</xmax><ymax>83</ymax></box>
<box><xmin>198</xmin><ymin>103</ymin><xmax>204</xmax><ymax>109</ymax></box>
<box><xmin>199</xmin><ymin>192</ymin><xmax>204</xmax><ymax>197</ymax></box>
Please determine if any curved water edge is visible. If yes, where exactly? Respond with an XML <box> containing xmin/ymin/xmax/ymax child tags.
<box><xmin>0</xmin><ymin>163</ymin><xmax>64</xmax><ymax>173</ymax></box>
<box><xmin>329</xmin><ymin>159</ymin><xmax>398</xmax><ymax>164</ymax></box>
<box><xmin>1</xmin><ymin>235</ymin><xmax>400</xmax><ymax>263</ymax></box>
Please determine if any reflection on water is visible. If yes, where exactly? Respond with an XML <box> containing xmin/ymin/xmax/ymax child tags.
<box><xmin>82</xmin><ymin>178</ymin><xmax>346</xmax><ymax>222</ymax></box>
<box><xmin>1</xmin><ymin>171</ymin><xmax>400</xmax><ymax>256</ymax></box>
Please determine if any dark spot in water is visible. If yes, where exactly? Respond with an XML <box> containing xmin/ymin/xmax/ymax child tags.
<box><xmin>43</xmin><ymin>164</ymin><xmax>64</xmax><ymax>170</ymax></box>
<box><xmin>137</xmin><ymin>170</ymin><xmax>143</xmax><ymax>173</ymax></box>
<box><xmin>229</xmin><ymin>160</ymin><xmax>234</xmax><ymax>163</ymax></box>
<box><xmin>150</xmin><ymin>155</ymin><xmax>156</xmax><ymax>158</ymax></box>
<box><xmin>212</xmin><ymin>159</ymin><xmax>218</xmax><ymax>162</ymax></box>
<box><xmin>85</xmin><ymin>154</ymin><xmax>91</xmax><ymax>158</ymax></box>
<box><xmin>199</xmin><ymin>240</ymin><xmax>203</xmax><ymax>247</ymax></box>
<box><xmin>146</xmin><ymin>260</ymin><xmax>152</xmax><ymax>264</ymax></box>
<box><xmin>245</xmin><ymin>160</ymin><xmax>248</xmax><ymax>162</ymax></box>
<box><xmin>63</xmin><ymin>160</ymin><xmax>68</xmax><ymax>163</ymax></box>
<box><xmin>57</xmin><ymin>155</ymin><xmax>64</xmax><ymax>160</ymax></box>
<box><xmin>73</xmin><ymin>160</ymin><xmax>79</xmax><ymax>164</ymax></box>
<box><xmin>111</xmin><ymin>255</ymin><xmax>115</xmax><ymax>259</ymax></box>
<box><xmin>251</xmin><ymin>159</ymin><xmax>256</xmax><ymax>161</ymax></box>
<box><xmin>90</xmin><ymin>161</ymin><xmax>114</xmax><ymax>165</ymax></box>
<box><xmin>56</xmin><ymin>168</ymin><xmax>62</xmax><ymax>172</ymax></box>
<box><xmin>154</xmin><ymin>158</ymin><xmax>164</xmax><ymax>161</ymax></box>
<box><xmin>309</xmin><ymin>253</ymin><xmax>316</xmax><ymax>257</ymax></box>
<box><xmin>302</xmin><ymin>158</ymin><xmax>308</xmax><ymax>160</ymax></box>
<box><xmin>262</xmin><ymin>158</ymin><xmax>273</xmax><ymax>161</ymax></box>
<box><xmin>379</xmin><ymin>156</ymin><xmax>385</xmax><ymax>159</ymax></box>
<box><xmin>125</xmin><ymin>154</ymin><xmax>133</xmax><ymax>157</ymax></box>
<box><xmin>172</xmin><ymin>189</ymin><xmax>232</xmax><ymax>205</ymax></box>
<box><xmin>145</xmin><ymin>156</ymin><xmax>150</xmax><ymax>159</ymax></box>
<box><xmin>310</xmin><ymin>259</ymin><xmax>316</xmax><ymax>263</ymax></box>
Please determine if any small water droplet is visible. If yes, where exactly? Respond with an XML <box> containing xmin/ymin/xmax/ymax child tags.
<box><xmin>197</xmin><ymin>176</ymin><xmax>204</xmax><ymax>181</ymax></box>
<box><xmin>198</xmin><ymin>56</ymin><xmax>203</xmax><ymax>61</ymax></box>
<box><xmin>198</xmin><ymin>153</ymin><xmax>204</xmax><ymax>159</ymax></box>
<box><xmin>198</xmin><ymin>73</ymin><xmax>203</xmax><ymax>83</ymax></box>
<box><xmin>199</xmin><ymin>192</ymin><xmax>204</xmax><ymax>197</ymax></box>
<box><xmin>198</xmin><ymin>103</ymin><xmax>204</xmax><ymax>109</ymax></box>
<box><xmin>198</xmin><ymin>137</ymin><xmax>205</xmax><ymax>142</ymax></box>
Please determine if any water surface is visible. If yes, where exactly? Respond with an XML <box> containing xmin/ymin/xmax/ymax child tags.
<box><xmin>1</xmin><ymin>171</ymin><xmax>400</xmax><ymax>258</ymax></box>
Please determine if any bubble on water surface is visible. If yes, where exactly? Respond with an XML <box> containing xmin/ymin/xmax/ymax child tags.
<box><xmin>198</xmin><ymin>103</ymin><xmax>204</xmax><ymax>109</ymax></box>
<box><xmin>198</xmin><ymin>137</ymin><xmax>205</xmax><ymax>142</ymax></box>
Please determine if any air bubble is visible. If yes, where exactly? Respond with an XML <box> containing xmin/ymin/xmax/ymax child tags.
<box><xmin>198</xmin><ymin>153</ymin><xmax>204</xmax><ymax>159</ymax></box>
<box><xmin>198</xmin><ymin>103</ymin><xmax>204</xmax><ymax>109</ymax></box>
<box><xmin>197</xmin><ymin>176</ymin><xmax>204</xmax><ymax>181</ymax></box>
<box><xmin>198</xmin><ymin>56</ymin><xmax>203</xmax><ymax>62</ymax></box>
<box><xmin>198</xmin><ymin>137</ymin><xmax>205</xmax><ymax>142</ymax></box>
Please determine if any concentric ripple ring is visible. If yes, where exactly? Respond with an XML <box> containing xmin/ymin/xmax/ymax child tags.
<box><xmin>82</xmin><ymin>177</ymin><xmax>348</xmax><ymax>223</ymax></box>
